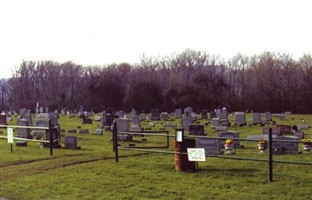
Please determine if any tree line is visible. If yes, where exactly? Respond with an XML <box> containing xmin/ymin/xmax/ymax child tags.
<box><xmin>1</xmin><ymin>49</ymin><xmax>312</xmax><ymax>114</ymax></box>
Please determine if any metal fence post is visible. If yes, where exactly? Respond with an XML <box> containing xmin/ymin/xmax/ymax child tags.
<box><xmin>268</xmin><ymin>128</ymin><xmax>273</xmax><ymax>182</ymax></box>
<box><xmin>112</xmin><ymin>121</ymin><xmax>119</xmax><ymax>162</ymax></box>
<box><xmin>49</xmin><ymin>120</ymin><xmax>53</xmax><ymax>156</ymax></box>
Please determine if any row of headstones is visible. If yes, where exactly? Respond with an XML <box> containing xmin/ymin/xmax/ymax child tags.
<box><xmin>197</xmin><ymin>130</ymin><xmax>302</xmax><ymax>155</ymax></box>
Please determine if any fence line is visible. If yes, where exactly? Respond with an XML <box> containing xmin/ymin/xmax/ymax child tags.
<box><xmin>113</xmin><ymin>126</ymin><xmax>312</xmax><ymax>182</ymax></box>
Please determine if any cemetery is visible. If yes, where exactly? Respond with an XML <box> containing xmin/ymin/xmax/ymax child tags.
<box><xmin>0</xmin><ymin>109</ymin><xmax>312</xmax><ymax>199</ymax></box>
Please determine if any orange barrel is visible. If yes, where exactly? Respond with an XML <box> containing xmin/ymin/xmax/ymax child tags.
<box><xmin>173</xmin><ymin>138</ymin><xmax>197</xmax><ymax>172</ymax></box>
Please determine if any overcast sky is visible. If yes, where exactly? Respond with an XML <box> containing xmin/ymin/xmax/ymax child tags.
<box><xmin>1</xmin><ymin>0</ymin><xmax>311</xmax><ymax>78</ymax></box>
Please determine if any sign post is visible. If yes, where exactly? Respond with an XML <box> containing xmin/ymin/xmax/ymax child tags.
<box><xmin>7</xmin><ymin>127</ymin><xmax>13</xmax><ymax>153</ymax></box>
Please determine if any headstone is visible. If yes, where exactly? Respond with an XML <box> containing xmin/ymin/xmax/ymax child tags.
<box><xmin>221</xmin><ymin>107</ymin><xmax>227</xmax><ymax>120</ymax></box>
<box><xmin>276</xmin><ymin>125</ymin><xmax>292</xmax><ymax>135</ymax></box>
<box><xmin>235</xmin><ymin>112</ymin><xmax>246</xmax><ymax>126</ymax></box>
<box><xmin>182</xmin><ymin>118</ymin><xmax>193</xmax><ymax>130</ymax></box>
<box><xmin>201</xmin><ymin>110</ymin><xmax>207</xmax><ymax>119</ymax></box>
<box><xmin>94</xmin><ymin>115</ymin><xmax>102</xmax><ymax>121</ymax></box>
<box><xmin>252</xmin><ymin>113</ymin><xmax>261</xmax><ymax>125</ymax></box>
<box><xmin>280</xmin><ymin>112</ymin><xmax>286</xmax><ymax>120</ymax></box>
<box><xmin>150</xmin><ymin>109</ymin><xmax>160</xmax><ymax>120</ymax></box>
<box><xmin>189</xmin><ymin>125</ymin><xmax>205</xmax><ymax>135</ymax></box>
<box><xmin>36</xmin><ymin>106</ymin><xmax>39</xmax><ymax>114</ymax></box>
<box><xmin>79</xmin><ymin>129</ymin><xmax>89</xmax><ymax>134</ymax></box>
<box><xmin>139</xmin><ymin>113</ymin><xmax>147</xmax><ymax>121</ymax></box>
<box><xmin>184</xmin><ymin>107</ymin><xmax>193</xmax><ymax>118</ymax></box>
<box><xmin>210</xmin><ymin>112</ymin><xmax>217</xmax><ymax>120</ymax></box>
<box><xmin>130</xmin><ymin>108</ymin><xmax>137</xmax><ymax>117</ymax></box>
<box><xmin>16</xmin><ymin>119</ymin><xmax>32</xmax><ymax>139</ymax></box>
<box><xmin>175</xmin><ymin>109</ymin><xmax>182</xmax><ymax>118</ymax></box>
<box><xmin>262</xmin><ymin>127</ymin><xmax>282</xmax><ymax>136</ymax></box>
<box><xmin>265</xmin><ymin>112</ymin><xmax>272</xmax><ymax>121</ymax></box>
<box><xmin>219</xmin><ymin>131</ymin><xmax>241</xmax><ymax>148</ymax></box>
<box><xmin>45</xmin><ymin>107</ymin><xmax>49</xmax><ymax>113</ymax></box>
<box><xmin>215</xmin><ymin>109</ymin><xmax>221</xmax><ymax>118</ymax></box>
<box><xmin>190</xmin><ymin>112</ymin><xmax>197</xmax><ymax>121</ymax></box>
<box><xmin>160</xmin><ymin>112</ymin><xmax>170</xmax><ymax>121</ymax></box>
<box><xmin>272</xmin><ymin>136</ymin><xmax>299</xmax><ymax>154</ymax></box>
<box><xmin>61</xmin><ymin>109</ymin><xmax>66</xmax><ymax>116</ymax></box>
<box><xmin>131</xmin><ymin>115</ymin><xmax>140</xmax><ymax>125</ymax></box>
<box><xmin>64</xmin><ymin>136</ymin><xmax>81</xmax><ymax>149</ymax></box>
<box><xmin>211</xmin><ymin>118</ymin><xmax>220</xmax><ymax>129</ymax></box>
<box><xmin>95</xmin><ymin>128</ymin><xmax>103</xmax><ymax>135</ymax></box>
<box><xmin>115</xmin><ymin>110</ymin><xmax>125</xmax><ymax>118</ymax></box>
<box><xmin>115</xmin><ymin>118</ymin><xmax>131</xmax><ymax>132</ymax></box>
<box><xmin>102</xmin><ymin>114</ymin><xmax>119</xmax><ymax>127</ymax></box>
<box><xmin>0</xmin><ymin>114</ymin><xmax>7</xmax><ymax>125</ymax></box>
<box><xmin>196</xmin><ymin>138</ymin><xmax>221</xmax><ymax>155</ymax></box>
<box><xmin>297</xmin><ymin>124</ymin><xmax>309</xmax><ymax>131</ymax></box>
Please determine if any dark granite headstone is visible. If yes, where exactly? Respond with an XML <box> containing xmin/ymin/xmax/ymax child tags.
<box><xmin>189</xmin><ymin>125</ymin><xmax>205</xmax><ymax>135</ymax></box>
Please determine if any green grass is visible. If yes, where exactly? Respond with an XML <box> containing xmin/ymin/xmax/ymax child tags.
<box><xmin>1</xmin><ymin>114</ymin><xmax>312</xmax><ymax>199</ymax></box>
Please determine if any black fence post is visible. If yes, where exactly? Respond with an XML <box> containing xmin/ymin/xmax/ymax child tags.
<box><xmin>268</xmin><ymin>128</ymin><xmax>273</xmax><ymax>182</ymax></box>
<box><xmin>166</xmin><ymin>131</ymin><xmax>169</xmax><ymax>148</ymax></box>
<box><xmin>49</xmin><ymin>120</ymin><xmax>53</xmax><ymax>156</ymax></box>
<box><xmin>112</xmin><ymin>121</ymin><xmax>119</xmax><ymax>162</ymax></box>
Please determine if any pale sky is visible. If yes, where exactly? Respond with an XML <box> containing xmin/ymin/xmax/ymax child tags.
<box><xmin>1</xmin><ymin>0</ymin><xmax>311</xmax><ymax>78</ymax></box>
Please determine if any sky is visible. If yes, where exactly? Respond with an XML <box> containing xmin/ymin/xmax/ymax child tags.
<box><xmin>1</xmin><ymin>0</ymin><xmax>311</xmax><ymax>78</ymax></box>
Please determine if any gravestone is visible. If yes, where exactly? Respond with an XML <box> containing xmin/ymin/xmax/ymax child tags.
<box><xmin>131</xmin><ymin>115</ymin><xmax>142</xmax><ymax>132</ymax></box>
<box><xmin>130</xmin><ymin>108</ymin><xmax>137</xmax><ymax>117</ymax></box>
<box><xmin>94</xmin><ymin>115</ymin><xmax>102</xmax><ymax>121</ymax></box>
<box><xmin>297</xmin><ymin>124</ymin><xmax>309</xmax><ymax>131</ymax></box>
<box><xmin>102</xmin><ymin>114</ymin><xmax>119</xmax><ymax>127</ymax></box>
<box><xmin>39</xmin><ymin>107</ymin><xmax>43</xmax><ymax>113</ymax></box>
<box><xmin>114</xmin><ymin>118</ymin><xmax>132</xmax><ymax>141</ymax></box>
<box><xmin>115</xmin><ymin>118</ymin><xmax>131</xmax><ymax>132</ymax></box>
<box><xmin>115</xmin><ymin>110</ymin><xmax>125</xmax><ymax>118</ymax></box>
<box><xmin>272</xmin><ymin>136</ymin><xmax>299</xmax><ymax>154</ymax></box>
<box><xmin>221</xmin><ymin>107</ymin><xmax>227</xmax><ymax>120</ymax></box>
<box><xmin>210</xmin><ymin>112</ymin><xmax>216</xmax><ymax>120</ymax></box>
<box><xmin>211</xmin><ymin>118</ymin><xmax>220</xmax><ymax>129</ymax></box>
<box><xmin>64</xmin><ymin>136</ymin><xmax>81</xmax><ymax>149</ymax></box>
<box><xmin>182</xmin><ymin>118</ymin><xmax>193</xmax><ymax>130</ymax></box>
<box><xmin>160</xmin><ymin>112</ymin><xmax>170</xmax><ymax>121</ymax></box>
<box><xmin>175</xmin><ymin>109</ymin><xmax>182</xmax><ymax>118</ymax></box>
<box><xmin>276</xmin><ymin>125</ymin><xmax>292</xmax><ymax>135</ymax></box>
<box><xmin>196</xmin><ymin>138</ymin><xmax>221</xmax><ymax>155</ymax></box>
<box><xmin>79</xmin><ymin>129</ymin><xmax>89</xmax><ymax>134</ymax></box>
<box><xmin>219</xmin><ymin>131</ymin><xmax>241</xmax><ymax>148</ymax></box>
<box><xmin>45</xmin><ymin>107</ymin><xmax>49</xmax><ymax>113</ymax></box>
<box><xmin>215</xmin><ymin>109</ymin><xmax>221</xmax><ymax>118</ymax></box>
<box><xmin>252</xmin><ymin>113</ymin><xmax>261</xmax><ymax>125</ymax></box>
<box><xmin>0</xmin><ymin>114</ymin><xmax>7</xmax><ymax>125</ymax></box>
<box><xmin>16</xmin><ymin>119</ymin><xmax>32</xmax><ymax>139</ymax></box>
<box><xmin>132</xmin><ymin>115</ymin><xmax>140</xmax><ymax>125</ymax></box>
<box><xmin>190</xmin><ymin>112</ymin><xmax>197</xmax><ymax>121</ymax></box>
<box><xmin>201</xmin><ymin>110</ymin><xmax>207</xmax><ymax>119</ymax></box>
<box><xmin>262</xmin><ymin>127</ymin><xmax>282</xmax><ymax>136</ymax></box>
<box><xmin>265</xmin><ymin>112</ymin><xmax>272</xmax><ymax>121</ymax></box>
<box><xmin>280</xmin><ymin>112</ymin><xmax>286</xmax><ymax>120</ymax></box>
<box><xmin>150</xmin><ymin>109</ymin><xmax>160</xmax><ymax>120</ymax></box>
<box><xmin>189</xmin><ymin>124</ymin><xmax>205</xmax><ymax>135</ymax></box>
<box><xmin>139</xmin><ymin>113</ymin><xmax>147</xmax><ymax>121</ymax></box>
<box><xmin>184</xmin><ymin>107</ymin><xmax>193</xmax><ymax>119</ymax></box>
<box><xmin>235</xmin><ymin>112</ymin><xmax>246</xmax><ymax>126</ymax></box>
<box><xmin>95</xmin><ymin>128</ymin><xmax>103</xmax><ymax>135</ymax></box>
<box><xmin>36</xmin><ymin>106</ymin><xmax>39</xmax><ymax>114</ymax></box>
<box><xmin>61</xmin><ymin>109</ymin><xmax>66</xmax><ymax>116</ymax></box>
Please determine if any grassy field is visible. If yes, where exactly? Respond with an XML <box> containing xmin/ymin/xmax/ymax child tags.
<box><xmin>1</xmin><ymin>113</ymin><xmax>312</xmax><ymax>200</ymax></box>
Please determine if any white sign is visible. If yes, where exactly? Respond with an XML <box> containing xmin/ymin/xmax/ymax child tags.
<box><xmin>187</xmin><ymin>148</ymin><xmax>206</xmax><ymax>162</ymax></box>
<box><xmin>176</xmin><ymin>130</ymin><xmax>183</xmax><ymax>142</ymax></box>
<box><xmin>7</xmin><ymin>127</ymin><xmax>14</xmax><ymax>143</ymax></box>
